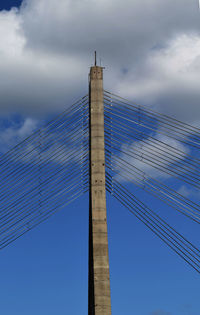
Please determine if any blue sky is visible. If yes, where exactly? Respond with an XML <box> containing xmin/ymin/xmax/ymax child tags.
<box><xmin>0</xmin><ymin>0</ymin><xmax>22</xmax><ymax>10</ymax></box>
<box><xmin>0</xmin><ymin>1</ymin><xmax>200</xmax><ymax>315</ymax></box>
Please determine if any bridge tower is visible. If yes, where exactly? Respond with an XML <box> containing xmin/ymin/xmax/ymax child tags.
<box><xmin>88</xmin><ymin>57</ymin><xmax>112</xmax><ymax>314</ymax></box>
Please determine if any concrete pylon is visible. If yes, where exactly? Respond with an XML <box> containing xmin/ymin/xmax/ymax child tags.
<box><xmin>88</xmin><ymin>65</ymin><xmax>112</xmax><ymax>314</ymax></box>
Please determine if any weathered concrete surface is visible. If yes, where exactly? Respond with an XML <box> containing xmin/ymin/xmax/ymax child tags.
<box><xmin>88</xmin><ymin>66</ymin><xmax>111</xmax><ymax>315</ymax></box>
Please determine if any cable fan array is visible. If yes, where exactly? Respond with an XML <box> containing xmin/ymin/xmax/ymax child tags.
<box><xmin>0</xmin><ymin>87</ymin><xmax>200</xmax><ymax>274</ymax></box>
<box><xmin>104</xmin><ymin>90</ymin><xmax>200</xmax><ymax>273</ymax></box>
<box><xmin>0</xmin><ymin>96</ymin><xmax>89</xmax><ymax>249</ymax></box>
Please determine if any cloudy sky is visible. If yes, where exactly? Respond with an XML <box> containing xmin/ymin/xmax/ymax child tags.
<box><xmin>0</xmin><ymin>0</ymin><xmax>200</xmax><ymax>119</ymax></box>
<box><xmin>0</xmin><ymin>0</ymin><xmax>200</xmax><ymax>152</ymax></box>
<box><xmin>0</xmin><ymin>1</ymin><xmax>200</xmax><ymax>315</ymax></box>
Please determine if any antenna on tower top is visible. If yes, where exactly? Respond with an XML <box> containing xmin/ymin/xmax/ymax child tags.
<box><xmin>94</xmin><ymin>51</ymin><xmax>97</xmax><ymax>66</ymax></box>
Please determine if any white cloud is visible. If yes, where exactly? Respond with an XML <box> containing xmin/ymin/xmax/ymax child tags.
<box><xmin>178</xmin><ymin>185</ymin><xmax>192</xmax><ymax>198</ymax></box>
<box><xmin>0</xmin><ymin>8</ymin><xmax>25</xmax><ymax>57</ymax></box>
<box><xmin>0</xmin><ymin>118</ymin><xmax>39</xmax><ymax>153</ymax></box>
<box><xmin>0</xmin><ymin>0</ymin><xmax>199</xmax><ymax>125</ymax></box>
<box><xmin>177</xmin><ymin>185</ymin><xmax>199</xmax><ymax>199</ymax></box>
<box><xmin>117</xmin><ymin>132</ymin><xmax>189</xmax><ymax>180</ymax></box>
<box><xmin>117</xmin><ymin>34</ymin><xmax>200</xmax><ymax>123</ymax></box>
<box><xmin>3</xmin><ymin>120</ymin><xmax>87</xmax><ymax>166</ymax></box>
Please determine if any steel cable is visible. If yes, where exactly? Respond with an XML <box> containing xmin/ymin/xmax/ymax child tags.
<box><xmin>106</xmin><ymin>176</ymin><xmax>200</xmax><ymax>274</ymax></box>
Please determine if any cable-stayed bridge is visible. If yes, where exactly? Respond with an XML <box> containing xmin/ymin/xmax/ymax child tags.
<box><xmin>0</xmin><ymin>62</ymin><xmax>200</xmax><ymax>314</ymax></box>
